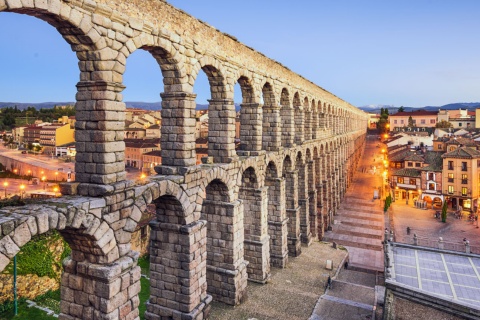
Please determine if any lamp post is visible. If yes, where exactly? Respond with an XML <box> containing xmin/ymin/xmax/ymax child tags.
<box><xmin>55</xmin><ymin>171</ymin><xmax>58</xmax><ymax>182</ymax></box>
<box><xmin>53</xmin><ymin>187</ymin><xmax>59</xmax><ymax>197</ymax></box>
<box><xmin>3</xmin><ymin>181</ymin><xmax>8</xmax><ymax>198</ymax></box>
<box><xmin>42</xmin><ymin>176</ymin><xmax>46</xmax><ymax>190</ymax></box>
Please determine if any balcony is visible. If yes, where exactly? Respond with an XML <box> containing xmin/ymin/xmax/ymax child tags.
<box><xmin>448</xmin><ymin>178</ymin><xmax>454</xmax><ymax>183</ymax></box>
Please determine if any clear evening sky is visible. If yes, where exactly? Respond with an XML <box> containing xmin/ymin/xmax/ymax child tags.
<box><xmin>0</xmin><ymin>0</ymin><xmax>479</xmax><ymax>109</ymax></box>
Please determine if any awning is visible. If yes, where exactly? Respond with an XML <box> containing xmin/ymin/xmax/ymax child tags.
<box><xmin>397</xmin><ymin>183</ymin><xmax>418</xmax><ymax>190</ymax></box>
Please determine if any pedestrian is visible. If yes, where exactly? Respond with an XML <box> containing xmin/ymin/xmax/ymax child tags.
<box><xmin>327</xmin><ymin>276</ymin><xmax>332</xmax><ymax>289</ymax></box>
<box><xmin>344</xmin><ymin>261</ymin><xmax>349</xmax><ymax>269</ymax></box>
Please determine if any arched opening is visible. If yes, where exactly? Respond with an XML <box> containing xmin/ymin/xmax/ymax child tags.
<box><xmin>239</xmin><ymin>167</ymin><xmax>270</xmax><ymax>282</ymax></box>
<box><xmin>123</xmin><ymin>49</ymin><xmax>163</xmax><ymax>176</ymax></box>
<box><xmin>236</xmin><ymin>77</ymin><xmax>260</xmax><ymax>153</ymax></box>
<box><xmin>293</xmin><ymin>93</ymin><xmax>303</xmax><ymax>145</ymax></box>
<box><xmin>262</xmin><ymin>82</ymin><xmax>280</xmax><ymax>151</ymax></box>
<box><xmin>0</xmin><ymin>11</ymin><xmax>80</xmax><ymax>183</ymax></box>
<box><xmin>280</xmin><ymin>89</ymin><xmax>293</xmax><ymax>147</ymax></box>
<box><xmin>193</xmin><ymin>65</ymin><xmax>234</xmax><ymax>163</ymax></box>
<box><xmin>265</xmin><ymin>161</ymin><xmax>288</xmax><ymax>268</ymax></box>
<box><xmin>296</xmin><ymin>151</ymin><xmax>310</xmax><ymax>245</ymax></box>
<box><xmin>201</xmin><ymin>179</ymin><xmax>247</xmax><ymax>305</ymax></box>
<box><xmin>306</xmin><ymin>148</ymin><xmax>317</xmax><ymax>241</ymax></box>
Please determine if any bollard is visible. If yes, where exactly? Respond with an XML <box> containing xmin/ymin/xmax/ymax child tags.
<box><xmin>465</xmin><ymin>240</ymin><xmax>471</xmax><ymax>254</ymax></box>
<box><xmin>413</xmin><ymin>233</ymin><xmax>418</xmax><ymax>246</ymax></box>
<box><xmin>390</xmin><ymin>230</ymin><xmax>394</xmax><ymax>242</ymax></box>
<box><xmin>438</xmin><ymin>237</ymin><xmax>444</xmax><ymax>250</ymax></box>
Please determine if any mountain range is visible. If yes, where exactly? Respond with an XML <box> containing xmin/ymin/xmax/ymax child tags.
<box><xmin>1</xmin><ymin>101</ymin><xmax>479</xmax><ymax>114</ymax></box>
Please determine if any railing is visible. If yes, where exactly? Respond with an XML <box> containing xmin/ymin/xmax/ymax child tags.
<box><xmin>406</xmin><ymin>234</ymin><xmax>480</xmax><ymax>254</ymax></box>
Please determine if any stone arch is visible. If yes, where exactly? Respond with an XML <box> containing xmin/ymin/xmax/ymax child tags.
<box><xmin>261</xmin><ymin>81</ymin><xmax>281</xmax><ymax>151</ymax></box>
<box><xmin>237</xmin><ymin>75</ymin><xmax>261</xmax><ymax>152</ymax></box>
<box><xmin>280</xmin><ymin>88</ymin><xmax>294</xmax><ymax>147</ymax></box>
<box><xmin>201</xmin><ymin>166</ymin><xmax>234</xmax><ymax>203</ymax></box>
<box><xmin>201</xmin><ymin>178</ymin><xmax>248</xmax><ymax>305</ymax></box>
<box><xmin>192</xmin><ymin>56</ymin><xmax>228</xmax><ymax>99</ymax></box>
<box><xmin>120</xmin><ymin>36</ymin><xmax>187</xmax><ymax>93</ymax></box>
<box><xmin>282</xmin><ymin>154</ymin><xmax>301</xmax><ymax>256</ymax></box>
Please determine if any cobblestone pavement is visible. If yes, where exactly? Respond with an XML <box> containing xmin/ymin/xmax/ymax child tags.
<box><xmin>208</xmin><ymin>241</ymin><xmax>347</xmax><ymax>320</ymax></box>
<box><xmin>324</xmin><ymin>135</ymin><xmax>386</xmax><ymax>271</ymax></box>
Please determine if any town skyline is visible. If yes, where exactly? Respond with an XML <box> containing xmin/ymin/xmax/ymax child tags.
<box><xmin>1</xmin><ymin>1</ymin><xmax>480</xmax><ymax>109</ymax></box>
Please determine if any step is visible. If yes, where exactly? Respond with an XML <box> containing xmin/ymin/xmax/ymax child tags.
<box><xmin>328</xmin><ymin>280</ymin><xmax>376</xmax><ymax>305</ymax></box>
<box><xmin>330</xmin><ymin>229</ymin><xmax>382</xmax><ymax>240</ymax></box>
<box><xmin>337</xmin><ymin>220</ymin><xmax>384</xmax><ymax>230</ymax></box>
<box><xmin>337</xmin><ymin>269</ymin><xmax>377</xmax><ymax>288</ymax></box>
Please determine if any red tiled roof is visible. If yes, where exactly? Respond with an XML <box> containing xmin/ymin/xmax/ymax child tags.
<box><xmin>390</xmin><ymin>111</ymin><xmax>437</xmax><ymax>117</ymax></box>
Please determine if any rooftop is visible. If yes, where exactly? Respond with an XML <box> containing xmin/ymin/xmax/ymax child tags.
<box><xmin>387</xmin><ymin>243</ymin><xmax>480</xmax><ymax>310</ymax></box>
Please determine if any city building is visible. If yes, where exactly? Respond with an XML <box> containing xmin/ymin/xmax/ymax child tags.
<box><xmin>39</xmin><ymin>123</ymin><xmax>75</xmax><ymax>155</ymax></box>
<box><xmin>125</xmin><ymin>139</ymin><xmax>160</xmax><ymax>169</ymax></box>
<box><xmin>441</xmin><ymin>147</ymin><xmax>480</xmax><ymax>212</ymax></box>
<box><xmin>388</xmin><ymin>110</ymin><xmax>438</xmax><ymax>131</ymax></box>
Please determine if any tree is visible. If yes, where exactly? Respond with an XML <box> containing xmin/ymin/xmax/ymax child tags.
<box><xmin>436</xmin><ymin>120</ymin><xmax>453</xmax><ymax>129</ymax></box>
<box><xmin>441</xmin><ymin>200</ymin><xmax>448</xmax><ymax>223</ymax></box>
<box><xmin>398</xmin><ymin>106</ymin><xmax>405</xmax><ymax>112</ymax></box>
<box><xmin>408</xmin><ymin>116</ymin><xmax>414</xmax><ymax>128</ymax></box>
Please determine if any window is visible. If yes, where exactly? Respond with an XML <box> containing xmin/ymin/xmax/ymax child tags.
<box><xmin>459</xmin><ymin>123</ymin><xmax>462</xmax><ymax>127</ymax></box>
<box><xmin>415</xmin><ymin>163</ymin><xmax>421</xmax><ymax>167</ymax></box>
<box><xmin>462</xmin><ymin>174</ymin><xmax>468</xmax><ymax>184</ymax></box>
<box><xmin>428</xmin><ymin>173</ymin><xmax>434</xmax><ymax>180</ymax></box>
<box><xmin>477</xmin><ymin>160</ymin><xmax>480</xmax><ymax>168</ymax></box>
<box><xmin>437</xmin><ymin>144</ymin><xmax>442</xmax><ymax>150</ymax></box>
<box><xmin>462</xmin><ymin>187</ymin><xmax>468</xmax><ymax>196</ymax></box>
<box><xmin>409</xmin><ymin>178</ymin><xmax>416</xmax><ymax>185</ymax></box>
<box><xmin>430</xmin><ymin>119</ymin><xmax>436</xmax><ymax>124</ymax></box>
<box><xmin>462</xmin><ymin>162</ymin><xmax>467</xmax><ymax>171</ymax></box>
<box><xmin>448</xmin><ymin>173</ymin><xmax>454</xmax><ymax>182</ymax></box>
<box><xmin>448</xmin><ymin>185</ymin><xmax>454</xmax><ymax>194</ymax></box>
<box><xmin>448</xmin><ymin>161</ymin><xmax>454</xmax><ymax>170</ymax></box>
<box><xmin>428</xmin><ymin>182</ymin><xmax>435</xmax><ymax>190</ymax></box>
<box><xmin>397</xmin><ymin>177</ymin><xmax>404</xmax><ymax>184</ymax></box>
<box><xmin>449</xmin><ymin>146</ymin><xmax>456</xmax><ymax>152</ymax></box>
<box><xmin>396</xmin><ymin>163</ymin><xmax>402</xmax><ymax>168</ymax></box>
<box><xmin>394</xmin><ymin>120</ymin><xmax>397</xmax><ymax>124</ymax></box>
<box><xmin>420</xmin><ymin>119</ymin><xmax>426</xmax><ymax>124</ymax></box>
<box><xmin>408</xmin><ymin>162</ymin><xmax>413</xmax><ymax>167</ymax></box>
<box><xmin>400</xmin><ymin>120</ymin><xmax>404</xmax><ymax>124</ymax></box>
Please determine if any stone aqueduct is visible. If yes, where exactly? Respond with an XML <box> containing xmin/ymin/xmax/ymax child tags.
<box><xmin>0</xmin><ymin>0</ymin><xmax>368</xmax><ymax>319</ymax></box>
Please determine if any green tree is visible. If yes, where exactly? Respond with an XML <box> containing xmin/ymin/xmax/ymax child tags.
<box><xmin>441</xmin><ymin>200</ymin><xmax>448</xmax><ymax>223</ymax></box>
<box><xmin>408</xmin><ymin>116</ymin><xmax>414</xmax><ymax>128</ymax></box>
<box><xmin>436</xmin><ymin>120</ymin><xmax>453</xmax><ymax>128</ymax></box>
<box><xmin>398</xmin><ymin>106</ymin><xmax>405</xmax><ymax>112</ymax></box>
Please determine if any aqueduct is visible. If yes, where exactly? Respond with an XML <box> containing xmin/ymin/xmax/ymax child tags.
<box><xmin>0</xmin><ymin>0</ymin><xmax>368</xmax><ymax>319</ymax></box>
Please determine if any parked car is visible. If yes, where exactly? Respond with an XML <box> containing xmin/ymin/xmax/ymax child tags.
<box><xmin>21</xmin><ymin>151</ymin><xmax>27</xmax><ymax>154</ymax></box>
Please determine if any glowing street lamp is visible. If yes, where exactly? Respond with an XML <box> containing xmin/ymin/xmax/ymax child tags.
<box><xmin>19</xmin><ymin>184</ymin><xmax>25</xmax><ymax>199</ymax></box>
<box><xmin>55</xmin><ymin>171</ymin><xmax>58</xmax><ymax>182</ymax></box>
<box><xmin>42</xmin><ymin>176</ymin><xmax>46</xmax><ymax>190</ymax></box>
<box><xmin>3</xmin><ymin>181</ymin><xmax>8</xmax><ymax>198</ymax></box>
<box><xmin>53</xmin><ymin>187</ymin><xmax>59</xmax><ymax>197</ymax></box>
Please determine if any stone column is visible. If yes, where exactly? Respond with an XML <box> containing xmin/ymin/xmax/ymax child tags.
<box><xmin>304</xmin><ymin>109</ymin><xmax>312</xmax><ymax>141</ymax></box>
<box><xmin>156</xmin><ymin>92</ymin><xmax>197</xmax><ymax>175</ymax></box>
<box><xmin>294</xmin><ymin>108</ymin><xmax>305</xmax><ymax>145</ymax></box>
<box><xmin>312</xmin><ymin>111</ymin><xmax>319</xmax><ymax>139</ymax></box>
<box><xmin>75</xmin><ymin>81</ymin><xmax>126</xmax><ymax>188</ymax></box>
<box><xmin>146</xmin><ymin>220</ymin><xmax>211</xmax><ymax>320</ymax></box>
<box><xmin>317</xmin><ymin>183</ymin><xmax>325</xmax><ymax>239</ymax></box>
<box><xmin>207</xmin><ymin>98</ymin><xmax>237</xmax><ymax>163</ymax></box>
<box><xmin>202</xmin><ymin>200</ymin><xmax>248</xmax><ymax>305</ymax></box>
<box><xmin>262</xmin><ymin>105</ymin><xmax>282</xmax><ymax>151</ymax></box>
<box><xmin>297</xmin><ymin>162</ymin><xmax>311</xmax><ymax>246</ymax></box>
<box><xmin>309</xmin><ymin>189</ymin><xmax>318</xmax><ymax>241</ymax></box>
<box><xmin>60</xmin><ymin>254</ymin><xmax>140</xmax><ymax>320</ymax></box>
<box><xmin>238</xmin><ymin>103</ymin><xmax>263</xmax><ymax>155</ymax></box>
<box><xmin>285</xmin><ymin>170</ymin><xmax>301</xmax><ymax>257</ymax></box>
<box><xmin>266</xmin><ymin>177</ymin><xmax>288</xmax><ymax>268</ymax></box>
<box><xmin>241</xmin><ymin>187</ymin><xmax>271</xmax><ymax>283</ymax></box>
<box><xmin>281</xmin><ymin>106</ymin><xmax>295</xmax><ymax>147</ymax></box>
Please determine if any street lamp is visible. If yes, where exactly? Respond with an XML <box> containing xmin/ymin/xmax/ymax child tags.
<box><xmin>19</xmin><ymin>184</ymin><xmax>25</xmax><ymax>199</ymax></box>
<box><xmin>3</xmin><ymin>181</ymin><xmax>8</xmax><ymax>198</ymax></box>
<box><xmin>42</xmin><ymin>176</ymin><xmax>46</xmax><ymax>190</ymax></box>
<box><xmin>53</xmin><ymin>187</ymin><xmax>59</xmax><ymax>197</ymax></box>
<box><xmin>55</xmin><ymin>171</ymin><xmax>58</xmax><ymax>182</ymax></box>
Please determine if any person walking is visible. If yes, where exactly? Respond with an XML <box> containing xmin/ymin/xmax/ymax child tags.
<box><xmin>327</xmin><ymin>276</ymin><xmax>332</xmax><ymax>289</ymax></box>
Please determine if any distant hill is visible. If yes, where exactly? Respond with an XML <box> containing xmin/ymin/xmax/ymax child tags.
<box><xmin>359</xmin><ymin>102</ymin><xmax>480</xmax><ymax>114</ymax></box>
<box><xmin>0</xmin><ymin>101</ymin><xmax>241</xmax><ymax>111</ymax></box>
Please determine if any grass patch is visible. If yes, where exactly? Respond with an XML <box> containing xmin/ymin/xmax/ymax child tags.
<box><xmin>0</xmin><ymin>300</ymin><xmax>56</xmax><ymax>320</ymax></box>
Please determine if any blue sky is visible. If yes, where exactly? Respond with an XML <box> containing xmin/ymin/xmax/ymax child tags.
<box><xmin>1</xmin><ymin>1</ymin><xmax>479</xmax><ymax>109</ymax></box>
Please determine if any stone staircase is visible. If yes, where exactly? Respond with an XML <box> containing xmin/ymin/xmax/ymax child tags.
<box><xmin>311</xmin><ymin>268</ymin><xmax>377</xmax><ymax>320</ymax></box>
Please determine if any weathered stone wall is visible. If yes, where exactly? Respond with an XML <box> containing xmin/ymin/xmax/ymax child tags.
<box><xmin>0</xmin><ymin>0</ymin><xmax>369</xmax><ymax>319</ymax></box>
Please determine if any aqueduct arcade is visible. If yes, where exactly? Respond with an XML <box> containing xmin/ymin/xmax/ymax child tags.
<box><xmin>0</xmin><ymin>0</ymin><xmax>368</xmax><ymax>319</ymax></box>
